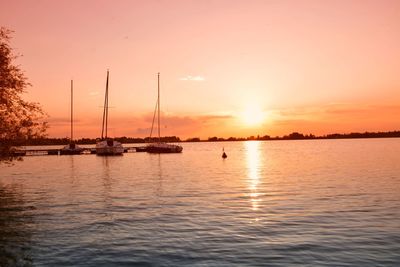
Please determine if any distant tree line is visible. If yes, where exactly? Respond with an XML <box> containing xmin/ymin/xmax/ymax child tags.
<box><xmin>323</xmin><ymin>131</ymin><xmax>400</xmax><ymax>139</ymax></box>
<box><xmin>12</xmin><ymin>131</ymin><xmax>400</xmax><ymax>146</ymax></box>
<box><xmin>202</xmin><ymin>131</ymin><xmax>400</xmax><ymax>142</ymax></box>
<box><xmin>201</xmin><ymin>131</ymin><xmax>400</xmax><ymax>142</ymax></box>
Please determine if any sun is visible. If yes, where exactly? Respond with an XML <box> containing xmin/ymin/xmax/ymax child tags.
<box><xmin>239</xmin><ymin>105</ymin><xmax>265</xmax><ymax>126</ymax></box>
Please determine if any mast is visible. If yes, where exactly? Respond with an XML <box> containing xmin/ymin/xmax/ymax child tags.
<box><xmin>101</xmin><ymin>70</ymin><xmax>109</xmax><ymax>139</ymax></box>
<box><xmin>70</xmin><ymin>80</ymin><xmax>73</xmax><ymax>142</ymax></box>
<box><xmin>157</xmin><ymin>72</ymin><xmax>161</xmax><ymax>143</ymax></box>
<box><xmin>105</xmin><ymin>70</ymin><xmax>109</xmax><ymax>139</ymax></box>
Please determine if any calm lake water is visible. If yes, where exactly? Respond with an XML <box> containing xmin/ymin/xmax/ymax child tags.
<box><xmin>1</xmin><ymin>139</ymin><xmax>400</xmax><ymax>266</ymax></box>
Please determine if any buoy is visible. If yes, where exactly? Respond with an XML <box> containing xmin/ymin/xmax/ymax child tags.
<box><xmin>222</xmin><ymin>147</ymin><xmax>227</xmax><ymax>159</ymax></box>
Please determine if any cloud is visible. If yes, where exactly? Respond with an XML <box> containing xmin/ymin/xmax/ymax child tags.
<box><xmin>201</xmin><ymin>114</ymin><xmax>232</xmax><ymax>119</ymax></box>
<box><xmin>47</xmin><ymin>116</ymin><xmax>99</xmax><ymax>126</ymax></box>
<box><xmin>131</xmin><ymin>112</ymin><xmax>234</xmax><ymax>137</ymax></box>
<box><xmin>267</xmin><ymin>103</ymin><xmax>400</xmax><ymax>136</ymax></box>
<box><xmin>89</xmin><ymin>91</ymin><xmax>99</xmax><ymax>96</ymax></box>
<box><xmin>179</xmin><ymin>75</ymin><xmax>205</xmax><ymax>81</ymax></box>
<box><xmin>134</xmin><ymin>127</ymin><xmax>153</xmax><ymax>135</ymax></box>
<box><xmin>322</xmin><ymin>103</ymin><xmax>400</xmax><ymax>119</ymax></box>
<box><xmin>274</xmin><ymin>103</ymin><xmax>400</xmax><ymax>119</ymax></box>
<box><xmin>47</xmin><ymin>117</ymin><xmax>74</xmax><ymax>126</ymax></box>
<box><xmin>273</xmin><ymin>119</ymin><xmax>310</xmax><ymax>126</ymax></box>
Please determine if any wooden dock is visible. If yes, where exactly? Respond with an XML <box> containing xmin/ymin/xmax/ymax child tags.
<box><xmin>11</xmin><ymin>146</ymin><xmax>147</xmax><ymax>156</ymax></box>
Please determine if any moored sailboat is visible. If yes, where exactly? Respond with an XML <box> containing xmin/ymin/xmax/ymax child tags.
<box><xmin>61</xmin><ymin>80</ymin><xmax>84</xmax><ymax>155</ymax></box>
<box><xmin>146</xmin><ymin>73</ymin><xmax>183</xmax><ymax>153</ymax></box>
<box><xmin>96</xmin><ymin>70</ymin><xmax>124</xmax><ymax>156</ymax></box>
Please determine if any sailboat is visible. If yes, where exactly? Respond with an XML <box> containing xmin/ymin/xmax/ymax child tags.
<box><xmin>61</xmin><ymin>80</ymin><xmax>84</xmax><ymax>155</ymax></box>
<box><xmin>146</xmin><ymin>73</ymin><xmax>183</xmax><ymax>153</ymax></box>
<box><xmin>96</xmin><ymin>70</ymin><xmax>124</xmax><ymax>156</ymax></box>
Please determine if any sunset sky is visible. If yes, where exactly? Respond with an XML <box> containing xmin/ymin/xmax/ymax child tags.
<box><xmin>2</xmin><ymin>0</ymin><xmax>400</xmax><ymax>139</ymax></box>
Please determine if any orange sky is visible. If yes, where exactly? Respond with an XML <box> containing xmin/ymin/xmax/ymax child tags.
<box><xmin>2</xmin><ymin>0</ymin><xmax>400</xmax><ymax>139</ymax></box>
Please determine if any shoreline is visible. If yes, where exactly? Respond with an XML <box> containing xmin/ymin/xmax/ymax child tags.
<box><xmin>14</xmin><ymin>135</ymin><xmax>400</xmax><ymax>147</ymax></box>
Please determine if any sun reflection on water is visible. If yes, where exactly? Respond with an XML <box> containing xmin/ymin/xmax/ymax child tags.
<box><xmin>245</xmin><ymin>141</ymin><xmax>263</xmax><ymax>213</ymax></box>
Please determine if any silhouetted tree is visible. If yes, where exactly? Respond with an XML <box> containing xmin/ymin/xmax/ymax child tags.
<box><xmin>208</xmin><ymin>136</ymin><xmax>218</xmax><ymax>141</ymax></box>
<box><xmin>261</xmin><ymin>135</ymin><xmax>270</xmax><ymax>140</ymax></box>
<box><xmin>0</xmin><ymin>27</ymin><xmax>47</xmax><ymax>162</ymax></box>
<box><xmin>186</xmin><ymin>137</ymin><xmax>200</xmax><ymax>142</ymax></box>
<box><xmin>284</xmin><ymin>132</ymin><xmax>305</xmax><ymax>140</ymax></box>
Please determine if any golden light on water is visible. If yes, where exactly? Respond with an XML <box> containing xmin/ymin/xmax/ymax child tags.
<box><xmin>245</xmin><ymin>141</ymin><xmax>262</xmax><ymax>211</ymax></box>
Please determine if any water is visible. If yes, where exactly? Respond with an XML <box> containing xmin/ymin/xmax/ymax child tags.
<box><xmin>1</xmin><ymin>139</ymin><xmax>400</xmax><ymax>266</ymax></box>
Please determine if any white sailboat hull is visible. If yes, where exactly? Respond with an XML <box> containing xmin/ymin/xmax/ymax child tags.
<box><xmin>61</xmin><ymin>143</ymin><xmax>84</xmax><ymax>155</ymax></box>
<box><xmin>96</xmin><ymin>140</ymin><xmax>124</xmax><ymax>155</ymax></box>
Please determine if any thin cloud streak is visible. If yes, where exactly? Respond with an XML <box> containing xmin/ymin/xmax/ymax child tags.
<box><xmin>89</xmin><ymin>91</ymin><xmax>99</xmax><ymax>96</ymax></box>
<box><xmin>179</xmin><ymin>75</ymin><xmax>205</xmax><ymax>81</ymax></box>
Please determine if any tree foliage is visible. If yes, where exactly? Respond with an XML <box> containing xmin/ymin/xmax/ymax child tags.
<box><xmin>0</xmin><ymin>27</ymin><xmax>47</xmax><ymax>161</ymax></box>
